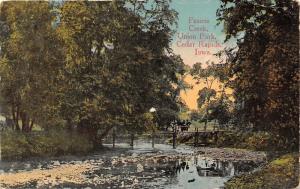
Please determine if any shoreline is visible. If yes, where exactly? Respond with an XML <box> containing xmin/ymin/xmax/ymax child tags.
<box><xmin>0</xmin><ymin>145</ymin><xmax>267</xmax><ymax>188</ymax></box>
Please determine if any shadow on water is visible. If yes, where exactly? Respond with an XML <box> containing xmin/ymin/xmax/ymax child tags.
<box><xmin>95</xmin><ymin>140</ymin><xmax>261</xmax><ymax>189</ymax></box>
<box><xmin>88</xmin><ymin>154</ymin><xmax>260</xmax><ymax>189</ymax></box>
<box><xmin>160</xmin><ymin>156</ymin><xmax>259</xmax><ymax>189</ymax></box>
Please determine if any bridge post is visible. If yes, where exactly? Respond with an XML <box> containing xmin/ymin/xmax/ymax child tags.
<box><xmin>214</xmin><ymin>131</ymin><xmax>218</xmax><ymax>143</ymax></box>
<box><xmin>152</xmin><ymin>131</ymin><xmax>155</xmax><ymax>148</ymax></box>
<box><xmin>172</xmin><ymin>127</ymin><xmax>176</xmax><ymax>149</ymax></box>
<box><xmin>194</xmin><ymin>128</ymin><xmax>199</xmax><ymax>147</ymax></box>
<box><xmin>130</xmin><ymin>133</ymin><xmax>134</xmax><ymax>149</ymax></box>
<box><xmin>112</xmin><ymin>127</ymin><xmax>116</xmax><ymax>149</ymax></box>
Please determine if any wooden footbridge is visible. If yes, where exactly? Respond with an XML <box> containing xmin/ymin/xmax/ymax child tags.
<box><xmin>109</xmin><ymin>128</ymin><xmax>228</xmax><ymax>149</ymax></box>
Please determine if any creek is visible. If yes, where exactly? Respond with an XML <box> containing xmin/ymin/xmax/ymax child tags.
<box><xmin>0</xmin><ymin>139</ymin><xmax>266</xmax><ymax>189</ymax></box>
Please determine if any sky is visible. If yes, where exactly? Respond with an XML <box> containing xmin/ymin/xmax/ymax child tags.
<box><xmin>170</xmin><ymin>0</ymin><xmax>229</xmax><ymax>110</ymax></box>
<box><xmin>170</xmin><ymin>0</ymin><xmax>226</xmax><ymax>67</ymax></box>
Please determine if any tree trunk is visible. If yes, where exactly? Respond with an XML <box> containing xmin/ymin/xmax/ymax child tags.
<box><xmin>11</xmin><ymin>104</ymin><xmax>20</xmax><ymax>131</ymax></box>
<box><xmin>92</xmin><ymin>126</ymin><xmax>115</xmax><ymax>149</ymax></box>
<box><xmin>11</xmin><ymin>105</ymin><xmax>15</xmax><ymax>130</ymax></box>
<box><xmin>204</xmin><ymin>108</ymin><xmax>208</xmax><ymax>131</ymax></box>
<box><xmin>78</xmin><ymin>126</ymin><xmax>100</xmax><ymax>149</ymax></box>
<box><xmin>29</xmin><ymin>119</ymin><xmax>34</xmax><ymax>131</ymax></box>
<box><xmin>16</xmin><ymin>106</ymin><xmax>20</xmax><ymax>131</ymax></box>
<box><xmin>98</xmin><ymin>126</ymin><xmax>114</xmax><ymax>140</ymax></box>
<box><xmin>66</xmin><ymin>118</ymin><xmax>73</xmax><ymax>131</ymax></box>
<box><xmin>213</xmin><ymin>119</ymin><xmax>217</xmax><ymax>131</ymax></box>
<box><xmin>20</xmin><ymin>112</ymin><xmax>30</xmax><ymax>132</ymax></box>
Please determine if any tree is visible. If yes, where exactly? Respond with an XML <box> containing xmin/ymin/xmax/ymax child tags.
<box><xmin>57</xmin><ymin>1</ymin><xmax>184</xmax><ymax>146</ymax></box>
<box><xmin>190</xmin><ymin>61</ymin><xmax>219</xmax><ymax>130</ymax></box>
<box><xmin>155</xmin><ymin>108</ymin><xmax>178</xmax><ymax>130</ymax></box>
<box><xmin>0</xmin><ymin>0</ymin><xmax>185</xmax><ymax>145</ymax></box>
<box><xmin>190</xmin><ymin>110</ymin><xmax>202</xmax><ymax>122</ymax></box>
<box><xmin>217</xmin><ymin>0</ymin><xmax>299</xmax><ymax>149</ymax></box>
<box><xmin>208</xmin><ymin>94</ymin><xmax>232</xmax><ymax>129</ymax></box>
<box><xmin>0</xmin><ymin>1</ymin><xmax>64</xmax><ymax>132</ymax></box>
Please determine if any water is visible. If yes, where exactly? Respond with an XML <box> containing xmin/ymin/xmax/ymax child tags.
<box><xmin>98</xmin><ymin>140</ymin><xmax>261</xmax><ymax>189</ymax></box>
<box><xmin>0</xmin><ymin>139</ymin><xmax>263</xmax><ymax>189</ymax></box>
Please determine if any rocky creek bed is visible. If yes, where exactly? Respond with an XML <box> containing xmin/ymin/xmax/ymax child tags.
<box><xmin>0</xmin><ymin>142</ymin><xmax>267</xmax><ymax>189</ymax></box>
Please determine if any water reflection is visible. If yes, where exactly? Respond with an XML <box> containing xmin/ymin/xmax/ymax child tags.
<box><xmin>89</xmin><ymin>154</ymin><xmax>249</xmax><ymax>189</ymax></box>
<box><xmin>162</xmin><ymin>155</ymin><xmax>259</xmax><ymax>189</ymax></box>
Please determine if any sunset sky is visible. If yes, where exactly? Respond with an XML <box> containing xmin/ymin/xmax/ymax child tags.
<box><xmin>171</xmin><ymin>0</ymin><xmax>229</xmax><ymax>110</ymax></box>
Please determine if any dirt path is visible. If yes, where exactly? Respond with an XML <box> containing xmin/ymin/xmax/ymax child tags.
<box><xmin>0</xmin><ymin>161</ymin><xmax>98</xmax><ymax>188</ymax></box>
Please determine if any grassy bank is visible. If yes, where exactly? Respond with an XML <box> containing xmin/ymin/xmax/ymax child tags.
<box><xmin>208</xmin><ymin>131</ymin><xmax>296</xmax><ymax>152</ymax></box>
<box><xmin>181</xmin><ymin>131</ymin><xmax>279</xmax><ymax>151</ymax></box>
<box><xmin>225</xmin><ymin>154</ymin><xmax>299</xmax><ymax>189</ymax></box>
<box><xmin>215</xmin><ymin>131</ymin><xmax>276</xmax><ymax>151</ymax></box>
<box><xmin>1</xmin><ymin>130</ymin><xmax>93</xmax><ymax>160</ymax></box>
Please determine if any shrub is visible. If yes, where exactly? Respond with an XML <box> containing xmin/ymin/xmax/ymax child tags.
<box><xmin>225</xmin><ymin>154</ymin><xmax>299</xmax><ymax>189</ymax></box>
<box><xmin>244</xmin><ymin>132</ymin><xmax>274</xmax><ymax>151</ymax></box>
<box><xmin>1</xmin><ymin>130</ymin><xmax>93</xmax><ymax>160</ymax></box>
<box><xmin>216</xmin><ymin>131</ymin><xmax>244</xmax><ymax>147</ymax></box>
<box><xmin>215</xmin><ymin>131</ymin><xmax>280</xmax><ymax>151</ymax></box>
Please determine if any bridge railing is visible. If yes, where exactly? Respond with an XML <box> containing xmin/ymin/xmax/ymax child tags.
<box><xmin>103</xmin><ymin>128</ymin><xmax>229</xmax><ymax>149</ymax></box>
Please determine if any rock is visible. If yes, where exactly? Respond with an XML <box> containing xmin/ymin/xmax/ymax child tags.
<box><xmin>37</xmin><ymin>163</ymin><xmax>42</xmax><ymax>169</ymax></box>
<box><xmin>93</xmin><ymin>177</ymin><xmax>99</xmax><ymax>182</ymax></box>
<box><xmin>53</xmin><ymin>161</ymin><xmax>60</xmax><ymax>166</ymax></box>
<box><xmin>133</xmin><ymin>178</ymin><xmax>139</xmax><ymax>183</ymax></box>
<box><xmin>70</xmin><ymin>161</ymin><xmax>76</xmax><ymax>165</ymax></box>
<box><xmin>111</xmin><ymin>159</ymin><xmax>118</xmax><ymax>166</ymax></box>
<box><xmin>136</xmin><ymin>164</ymin><xmax>144</xmax><ymax>173</ymax></box>
<box><xmin>24</xmin><ymin>163</ymin><xmax>31</xmax><ymax>169</ymax></box>
<box><xmin>51</xmin><ymin>181</ymin><xmax>58</xmax><ymax>186</ymax></box>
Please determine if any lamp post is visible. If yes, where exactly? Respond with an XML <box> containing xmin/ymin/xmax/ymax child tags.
<box><xmin>149</xmin><ymin>107</ymin><xmax>157</xmax><ymax>148</ymax></box>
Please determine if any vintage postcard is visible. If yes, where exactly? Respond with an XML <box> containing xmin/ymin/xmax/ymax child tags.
<box><xmin>0</xmin><ymin>0</ymin><xmax>299</xmax><ymax>188</ymax></box>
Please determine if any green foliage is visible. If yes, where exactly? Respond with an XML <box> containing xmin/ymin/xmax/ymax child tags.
<box><xmin>0</xmin><ymin>0</ymin><xmax>185</xmax><ymax>143</ymax></box>
<box><xmin>156</xmin><ymin>108</ymin><xmax>178</xmax><ymax>129</ymax></box>
<box><xmin>197</xmin><ymin>87</ymin><xmax>216</xmax><ymax>108</ymax></box>
<box><xmin>56</xmin><ymin>0</ymin><xmax>184</xmax><ymax>138</ymax></box>
<box><xmin>244</xmin><ymin>132</ymin><xmax>274</xmax><ymax>151</ymax></box>
<box><xmin>217</xmin><ymin>0</ymin><xmax>299</xmax><ymax>150</ymax></box>
<box><xmin>0</xmin><ymin>2</ymin><xmax>64</xmax><ymax>131</ymax></box>
<box><xmin>208</xmin><ymin>95</ymin><xmax>232</xmax><ymax>125</ymax></box>
<box><xmin>215</xmin><ymin>131</ymin><xmax>246</xmax><ymax>148</ymax></box>
<box><xmin>225</xmin><ymin>154</ymin><xmax>299</xmax><ymax>189</ymax></box>
<box><xmin>190</xmin><ymin>61</ymin><xmax>232</xmax><ymax>130</ymax></box>
<box><xmin>215</xmin><ymin>131</ymin><xmax>293</xmax><ymax>151</ymax></box>
<box><xmin>1</xmin><ymin>130</ymin><xmax>93</xmax><ymax>160</ymax></box>
<box><xmin>190</xmin><ymin>110</ymin><xmax>202</xmax><ymax>121</ymax></box>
